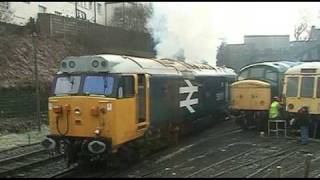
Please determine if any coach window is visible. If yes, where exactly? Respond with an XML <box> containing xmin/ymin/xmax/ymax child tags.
<box><xmin>286</xmin><ymin>77</ymin><xmax>298</xmax><ymax>97</ymax></box>
<box><xmin>301</xmin><ymin>77</ymin><xmax>315</xmax><ymax>98</ymax></box>
<box><xmin>317</xmin><ymin>78</ymin><xmax>320</xmax><ymax>98</ymax></box>
<box><xmin>118</xmin><ymin>76</ymin><xmax>135</xmax><ymax>98</ymax></box>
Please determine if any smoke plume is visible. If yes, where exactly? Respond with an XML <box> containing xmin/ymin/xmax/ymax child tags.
<box><xmin>146</xmin><ymin>2</ymin><xmax>219</xmax><ymax>65</ymax></box>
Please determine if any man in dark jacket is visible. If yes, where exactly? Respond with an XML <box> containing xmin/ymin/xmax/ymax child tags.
<box><xmin>296</xmin><ymin>106</ymin><xmax>311</xmax><ymax>145</ymax></box>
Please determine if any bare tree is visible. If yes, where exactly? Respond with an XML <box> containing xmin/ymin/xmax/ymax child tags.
<box><xmin>109</xmin><ymin>3</ymin><xmax>153</xmax><ymax>32</ymax></box>
<box><xmin>0</xmin><ymin>2</ymin><xmax>14</xmax><ymax>23</ymax></box>
<box><xmin>294</xmin><ymin>22</ymin><xmax>308</xmax><ymax>41</ymax></box>
<box><xmin>294</xmin><ymin>11</ymin><xmax>311</xmax><ymax>41</ymax></box>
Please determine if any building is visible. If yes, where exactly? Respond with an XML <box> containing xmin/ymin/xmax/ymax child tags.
<box><xmin>0</xmin><ymin>2</ymin><xmax>150</xmax><ymax>33</ymax></box>
<box><xmin>217</xmin><ymin>29</ymin><xmax>320</xmax><ymax>72</ymax></box>
<box><xmin>244</xmin><ymin>35</ymin><xmax>290</xmax><ymax>51</ymax></box>
<box><xmin>0</xmin><ymin>2</ymin><xmax>108</xmax><ymax>26</ymax></box>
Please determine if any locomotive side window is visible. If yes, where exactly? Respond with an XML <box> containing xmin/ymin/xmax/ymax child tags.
<box><xmin>138</xmin><ymin>74</ymin><xmax>146</xmax><ymax>123</ymax></box>
<box><xmin>83</xmin><ymin>76</ymin><xmax>114</xmax><ymax>96</ymax></box>
<box><xmin>250</xmin><ymin>67</ymin><xmax>264</xmax><ymax>78</ymax></box>
<box><xmin>317</xmin><ymin>78</ymin><xmax>320</xmax><ymax>98</ymax></box>
<box><xmin>286</xmin><ymin>77</ymin><xmax>298</xmax><ymax>97</ymax></box>
<box><xmin>54</xmin><ymin>76</ymin><xmax>81</xmax><ymax>96</ymax></box>
<box><xmin>265</xmin><ymin>69</ymin><xmax>277</xmax><ymax>82</ymax></box>
<box><xmin>119</xmin><ymin>76</ymin><xmax>135</xmax><ymax>98</ymax></box>
<box><xmin>301</xmin><ymin>77</ymin><xmax>315</xmax><ymax>98</ymax></box>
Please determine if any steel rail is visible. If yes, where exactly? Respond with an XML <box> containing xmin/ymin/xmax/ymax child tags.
<box><xmin>245</xmin><ymin>151</ymin><xmax>297</xmax><ymax>178</ymax></box>
<box><xmin>110</xmin><ymin>127</ymin><xmax>242</xmax><ymax>178</ymax></box>
<box><xmin>185</xmin><ymin>149</ymin><xmax>253</xmax><ymax>178</ymax></box>
<box><xmin>0</xmin><ymin>155</ymin><xmax>63</xmax><ymax>177</ymax></box>
<box><xmin>0</xmin><ymin>149</ymin><xmax>46</xmax><ymax>164</ymax></box>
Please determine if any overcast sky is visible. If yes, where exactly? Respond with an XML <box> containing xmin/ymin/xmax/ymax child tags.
<box><xmin>207</xmin><ymin>2</ymin><xmax>320</xmax><ymax>43</ymax></box>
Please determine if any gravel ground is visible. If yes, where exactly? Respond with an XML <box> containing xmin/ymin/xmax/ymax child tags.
<box><xmin>0</xmin><ymin>124</ymin><xmax>48</xmax><ymax>151</ymax></box>
<box><xmin>107</xmin><ymin>120</ymin><xmax>320</xmax><ymax>178</ymax></box>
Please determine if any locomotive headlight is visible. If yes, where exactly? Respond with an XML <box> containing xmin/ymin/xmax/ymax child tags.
<box><xmin>69</xmin><ymin>61</ymin><xmax>76</xmax><ymax>68</ymax></box>
<box><xmin>92</xmin><ymin>60</ymin><xmax>99</xmax><ymax>68</ymax></box>
<box><xmin>48</xmin><ymin>103</ymin><xmax>53</xmax><ymax>111</ymax></box>
<box><xmin>288</xmin><ymin>104</ymin><xmax>294</xmax><ymax>110</ymax></box>
<box><xmin>94</xmin><ymin>129</ymin><xmax>101</xmax><ymax>135</ymax></box>
<box><xmin>101</xmin><ymin>61</ymin><xmax>107</xmax><ymax>67</ymax></box>
<box><xmin>74</xmin><ymin>108</ymin><xmax>81</xmax><ymax>116</ymax></box>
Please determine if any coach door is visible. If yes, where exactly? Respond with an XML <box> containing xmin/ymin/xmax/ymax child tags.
<box><xmin>136</xmin><ymin>74</ymin><xmax>150</xmax><ymax>131</ymax></box>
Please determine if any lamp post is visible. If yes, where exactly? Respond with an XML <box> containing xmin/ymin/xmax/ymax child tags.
<box><xmin>31</xmin><ymin>25</ymin><xmax>41</xmax><ymax>132</ymax></box>
<box><xmin>75</xmin><ymin>2</ymin><xmax>78</xmax><ymax>18</ymax></box>
<box><xmin>94</xmin><ymin>1</ymin><xmax>96</xmax><ymax>23</ymax></box>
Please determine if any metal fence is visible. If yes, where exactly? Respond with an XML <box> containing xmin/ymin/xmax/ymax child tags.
<box><xmin>0</xmin><ymin>87</ymin><xmax>48</xmax><ymax>119</ymax></box>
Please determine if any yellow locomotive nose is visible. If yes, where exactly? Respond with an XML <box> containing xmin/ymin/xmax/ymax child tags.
<box><xmin>230</xmin><ymin>80</ymin><xmax>271</xmax><ymax>111</ymax></box>
<box><xmin>48</xmin><ymin>96</ymin><xmax>113</xmax><ymax>138</ymax></box>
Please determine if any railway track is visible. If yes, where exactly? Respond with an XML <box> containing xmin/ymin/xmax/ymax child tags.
<box><xmin>0</xmin><ymin>142</ymin><xmax>42</xmax><ymax>160</ymax></box>
<box><xmin>184</xmin><ymin>139</ymin><xmax>300</xmax><ymax>178</ymax></box>
<box><xmin>51</xmin><ymin>124</ymin><xmax>243</xmax><ymax>178</ymax></box>
<box><xmin>0</xmin><ymin>148</ymin><xmax>63</xmax><ymax>178</ymax></box>
<box><xmin>108</xmin><ymin>127</ymin><xmax>245</xmax><ymax>178</ymax></box>
<box><xmin>53</xmin><ymin>120</ymin><xmax>241</xmax><ymax>178</ymax></box>
<box><xmin>0</xmin><ymin>125</ymin><xmax>305</xmax><ymax>178</ymax></box>
<box><xmin>111</xmin><ymin>130</ymin><xmax>302</xmax><ymax>178</ymax></box>
<box><xmin>0</xmin><ymin>141</ymin><xmax>78</xmax><ymax>178</ymax></box>
<box><xmin>46</xmin><ymin>164</ymin><xmax>79</xmax><ymax>178</ymax></box>
<box><xmin>272</xmin><ymin>143</ymin><xmax>320</xmax><ymax>178</ymax></box>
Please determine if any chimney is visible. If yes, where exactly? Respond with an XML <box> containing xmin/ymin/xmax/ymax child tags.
<box><xmin>309</xmin><ymin>25</ymin><xmax>316</xmax><ymax>41</ymax></box>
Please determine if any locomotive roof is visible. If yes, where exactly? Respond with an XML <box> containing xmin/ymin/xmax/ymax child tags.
<box><xmin>240</xmin><ymin>61</ymin><xmax>302</xmax><ymax>73</ymax></box>
<box><xmin>58</xmin><ymin>54</ymin><xmax>236</xmax><ymax>77</ymax></box>
<box><xmin>285</xmin><ymin>61</ymin><xmax>320</xmax><ymax>75</ymax></box>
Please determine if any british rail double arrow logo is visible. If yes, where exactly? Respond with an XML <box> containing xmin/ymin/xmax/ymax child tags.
<box><xmin>179</xmin><ymin>80</ymin><xmax>198</xmax><ymax>113</ymax></box>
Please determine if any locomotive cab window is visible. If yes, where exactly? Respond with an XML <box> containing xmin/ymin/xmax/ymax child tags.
<box><xmin>286</xmin><ymin>77</ymin><xmax>298</xmax><ymax>97</ymax></box>
<box><xmin>118</xmin><ymin>76</ymin><xmax>135</xmax><ymax>98</ymax></box>
<box><xmin>317</xmin><ymin>78</ymin><xmax>320</xmax><ymax>98</ymax></box>
<box><xmin>54</xmin><ymin>75</ymin><xmax>81</xmax><ymax>96</ymax></box>
<box><xmin>238</xmin><ymin>69</ymin><xmax>249</xmax><ymax>80</ymax></box>
<box><xmin>301</xmin><ymin>77</ymin><xmax>315</xmax><ymax>98</ymax></box>
<box><xmin>83</xmin><ymin>75</ymin><xmax>114</xmax><ymax>96</ymax></box>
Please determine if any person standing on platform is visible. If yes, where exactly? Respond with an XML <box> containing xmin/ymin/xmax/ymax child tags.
<box><xmin>296</xmin><ymin>106</ymin><xmax>311</xmax><ymax>145</ymax></box>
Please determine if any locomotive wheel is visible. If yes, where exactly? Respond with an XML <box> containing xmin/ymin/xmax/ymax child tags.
<box><xmin>117</xmin><ymin>146</ymin><xmax>140</xmax><ymax>166</ymax></box>
<box><xmin>240</xmin><ymin>119</ymin><xmax>249</xmax><ymax>130</ymax></box>
<box><xmin>236</xmin><ymin>117</ymin><xmax>249</xmax><ymax>130</ymax></box>
<box><xmin>63</xmin><ymin>140</ymin><xmax>77</xmax><ymax>167</ymax></box>
<box><xmin>64</xmin><ymin>143</ymin><xmax>72</xmax><ymax>167</ymax></box>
